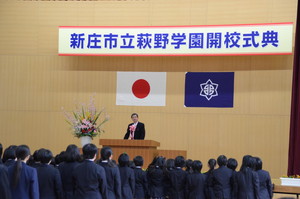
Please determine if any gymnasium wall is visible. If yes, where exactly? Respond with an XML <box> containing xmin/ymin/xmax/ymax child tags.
<box><xmin>0</xmin><ymin>0</ymin><xmax>297</xmax><ymax>178</ymax></box>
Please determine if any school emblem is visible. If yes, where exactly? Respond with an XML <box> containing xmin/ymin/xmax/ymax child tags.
<box><xmin>200</xmin><ymin>79</ymin><xmax>218</xmax><ymax>101</ymax></box>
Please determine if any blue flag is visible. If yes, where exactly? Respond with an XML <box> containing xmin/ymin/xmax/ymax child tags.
<box><xmin>184</xmin><ymin>72</ymin><xmax>234</xmax><ymax>108</ymax></box>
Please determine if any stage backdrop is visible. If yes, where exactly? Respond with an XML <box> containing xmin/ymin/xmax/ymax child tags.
<box><xmin>0</xmin><ymin>0</ymin><xmax>297</xmax><ymax>178</ymax></box>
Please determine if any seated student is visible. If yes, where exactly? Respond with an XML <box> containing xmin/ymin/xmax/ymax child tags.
<box><xmin>72</xmin><ymin>144</ymin><xmax>108</xmax><ymax>199</ymax></box>
<box><xmin>133</xmin><ymin>156</ymin><xmax>148</xmax><ymax>199</ymax></box>
<box><xmin>186</xmin><ymin>160</ymin><xmax>207</xmax><ymax>199</ymax></box>
<box><xmin>118</xmin><ymin>153</ymin><xmax>135</xmax><ymax>199</ymax></box>
<box><xmin>255</xmin><ymin>157</ymin><xmax>272</xmax><ymax>199</ymax></box>
<box><xmin>233</xmin><ymin>155</ymin><xmax>259</xmax><ymax>199</ymax></box>
<box><xmin>97</xmin><ymin>147</ymin><xmax>121</xmax><ymax>199</ymax></box>
<box><xmin>168</xmin><ymin>156</ymin><xmax>187</xmax><ymax>199</ymax></box>
<box><xmin>204</xmin><ymin>159</ymin><xmax>217</xmax><ymax>199</ymax></box>
<box><xmin>8</xmin><ymin>145</ymin><xmax>39</xmax><ymax>199</ymax></box>
<box><xmin>0</xmin><ymin>164</ymin><xmax>11</xmax><ymax>199</ymax></box>
<box><xmin>185</xmin><ymin>159</ymin><xmax>193</xmax><ymax>174</ymax></box>
<box><xmin>36</xmin><ymin>149</ymin><xmax>63</xmax><ymax>199</ymax></box>
<box><xmin>163</xmin><ymin>158</ymin><xmax>175</xmax><ymax>199</ymax></box>
<box><xmin>58</xmin><ymin>144</ymin><xmax>81</xmax><ymax>199</ymax></box>
<box><xmin>212</xmin><ymin>155</ymin><xmax>233</xmax><ymax>199</ymax></box>
<box><xmin>3</xmin><ymin>145</ymin><xmax>17</xmax><ymax>167</ymax></box>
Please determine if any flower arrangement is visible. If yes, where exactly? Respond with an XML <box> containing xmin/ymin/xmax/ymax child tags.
<box><xmin>62</xmin><ymin>96</ymin><xmax>109</xmax><ymax>139</ymax></box>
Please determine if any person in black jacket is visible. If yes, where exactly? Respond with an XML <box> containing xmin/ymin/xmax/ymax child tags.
<box><xmin>185</xmin><ymin>159</ymin><xmax>193</xmax><ymax>174</ymax></box>
<box><xmin>233</xmin><ymin>155</ymin><xmax>259</xmax><ymax>199</ymax></box>
<box><xmin>36</xmin><ymin>149</ymin><xmax>63</xmax><ymax>199</ymax></box>
<box><xmin>98</xmin><ymin>146</ymin><xmax>122</xmax><ymax>199</ymax></box>
<box><xmin>0</xmin><ymin>164</ymin><xmax>11</xmax><ymax>199</ymax></box>
<box><xmin>212</xmin><ymin>155</ymin><xmax>233</xmax><ymax>199</ymax></box>
<box><xmin>58</xmin><ymin>144</ymin><xmax>81</xmax><ymax>199</ymax></box>
<box><xmin>163</xmin><ymin>158</ymin><xmax>175</xmax><ymax>198</ymax></box>
<box><xmin>168</xmin><ymin>156</ymin><xmax>187</xmax><ymax>199</ymax></box>
<box><xmin>133</xmin><ymin>156</ymin><xmax>148</xmax><ymax>199</ymax></box>
<box><xmin>186</xmin><ymin>160</ymin><xmax>207</xmax><ymax>199</ymax></box>
<box><xmin>254</xmin><ymin>157</ymin><xmax>272</xmax><ymax>199</ymax></box>
<box><xmin>205</xmin><ymin>159</ymin><xmax>217</xmax><ymax>199</ymax></box>
<box><xmin>124</xmin><ymin>113</ymin><xmax>146</xmax><ymax>140</ymax></box>
<box><xmin>147</xmin><ymin>156</ymin><xmax>165</xmax><ymax>199</ymax></box>
<box><xmin>3</xmin><ymin>145</ymin><xmax>17</xmax><ymax>167</ymax></box>
<box><xmin>72</xmin><ymin>143</ymin><xmax>108</xmax><ymax>199</ymax></box>
<box><xmin>118</xmin><ymin>153</ymin><xmax>135</xmax><ymax>199</ymax></box>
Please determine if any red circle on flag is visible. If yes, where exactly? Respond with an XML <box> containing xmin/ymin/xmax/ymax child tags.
<box><xmin>132</xmin><ymin>79</ymin><xmax>150</xmax><ymax>99</ymax></box>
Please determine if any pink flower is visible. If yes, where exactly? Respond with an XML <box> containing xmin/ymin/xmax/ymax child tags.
<box><xmin>129</xmin><ymin>125</ymin><xmax>136</xmax><ymax>132</ymax></box>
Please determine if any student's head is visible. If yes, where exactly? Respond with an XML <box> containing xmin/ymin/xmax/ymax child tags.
<box><xmin>217</xmin><ymin>155</ymin><xmax>227</xmax><ymax>167</ymax></box>
<box><xmin>0</xmin><ymin>143</ymin><xmax>3</xmax><ymax>158</ymax></box>
<box><xmin>118</xmin><ymin>153</ymin><xmax>130</xmax><ymax>167</ymax></box>
<box><xmin>131</xmin><ymin>113</ymin><xmax>139</xmax><ymax>123</ymax></box>
<box><xmin>165</xmin><ymin>159</ymin><xmax>175</xmax><ymax>170</ymax></box>
<box><xmin>65</xmin><ymin>144</ymin><xmax>81</xmax><ymax>162</ymax></box>
<box><xmin>227</xmin><ymin>158</ymin><xmax>238</xmax><ymax>171</ymax></box>
<box><xmin>240</xmin><ymin>155</ymin><xmax>254</xmax><ymax>171</ymax></box>
<box><xmin>208</xmin><ymin>159</ymin><xmax>217</xmax><ymax>171</ymax></box>
<box><xmin>185</xmin><ymin>159</ymin><xmax>193</xmax><ymax>171</ymax></box>
<box><xmin>54</xmin><ymin>151</ymin><xmax>66</xmax><ymax>165</ymax></box>
<box><xmin>101</xmin><ymin>146</ymin><xmax>113</xmax><ymax>161</ymax></box>
<box><xmin>82</xmin><ymin>144</ymin><xmax>98</xmax><ymax>160</ymax></box>
<box><xmin>175</xmin><ymin>156</ymin><xmax>185</xmax><ymax>168</ymax></box>
<box><xmin>15</xmin><ymin>145</ymin><xmax>31</xmax><ymax>162</ymax></box>
<box><xmin>3</xmin><ymin>145</ymin><xmax>17</xmax><ymax>162</ymax></box>
<box><xmin>192</xmin><ymin>160</ymin><xmax>203</xmax><ymax>173</ymax></box>
<box><xmin>133</xmin><ymin>156</ymin><xmax>144</xmax><ymax>167</ymax></box>
<box><xmin>255</xmin><ymin>157</ymin><xmax>263</xmax><ymax>171</ymax></box>
<box><xmin>39</xmin><ymin>149</ymin><xmax>53</xmax><ymax>164</ymax></box>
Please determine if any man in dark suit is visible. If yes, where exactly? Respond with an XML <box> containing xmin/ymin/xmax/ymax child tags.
<box><xmin>72</xmin><ymin>143</ymin><xmax>108</xmax><ymax>199</ymax></box>
<box><xmin>36</xmin><ymin>149</ymin><xmax>63</xmax><ymax>199</ymax></box>
<box><xmin>212</xmin><ymin>155</ymin><xmax>233</xmax><ymax>199</ymax></box>
<box><xmin>124</xmin><ymin>113</ymin><xmax>146</xmax><ymax>140</ymax></box>
<box><xmin>168</xmin><ymin>156</ymin><xmax>187</xmax><ymax>199</ymax></box>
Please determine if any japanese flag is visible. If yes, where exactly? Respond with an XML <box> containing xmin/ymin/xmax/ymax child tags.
<box><xmin>116</xmin><ymin>72</ymin><xmax>166</xmax><ymax>106</ymax></box>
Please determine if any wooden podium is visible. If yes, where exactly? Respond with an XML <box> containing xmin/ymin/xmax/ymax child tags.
<box><xmin>99</xmin><ymin>139</ymin><xmax>160</xmax><ymax>167</ymax></box>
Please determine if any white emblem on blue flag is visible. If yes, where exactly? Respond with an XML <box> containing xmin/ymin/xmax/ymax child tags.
<box><xmin>200</xmin><ymin>79</ymin><xmax>218</xmax><ymax>100</ymax></box>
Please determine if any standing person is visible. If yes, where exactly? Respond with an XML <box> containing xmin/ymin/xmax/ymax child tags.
<box><xmin>227</xmin><ymin>158</ymin><xmax>238</xmax><ymax>172</ymax></box>
<box><xmin>186</xmin><ymin>160</ymin><xmax>207</xmax><ymax>199</ymax></box>
<box><xmin>58</xmin><ymin>144</ymin><xmax>81</xmax><ymax>199</ymax></box>
<box><xmin>124</xmin><ymin>113</ymin><xmax>146</xmax><ymax>140</ymax></box>
<box><xmin>234</xmin><ymin>155</ymin><xmax>259</xmax><ymax>199</ymax></box>
<box><xmin>36</xmin><ymin>149</ymin><xmax>63</xmax><ymax>199</ymax></box>
<box><xmin>98</xmin><ymin>146</ymin><xmax>122</xmax><ymax>199</ymax></box>
<box><xmin>118</xmin><ymin>153</ymin><xmax>135</xmax><ymax>199</ymax></box>
<box><xmin>72</xmin><ymin>144</ymin><xmax>108</xmax><ymax>199</ymax></box>
<box><xmin>133</xmin><ymin>156</ymin><xmax>148</xmax><ymax>199</ymax></box>
<box><xmin>147</xmin><ymin>156</ymin><xmax>165</xmax><ymax>199</ymax></box>
<box><xmin>205</xmin><ymin>159</ymin><xmax>217</xmax><ymax>199</ymax></box>
<box><xmin>212</xmin><ymin>155</ymin><xmax>233</xmax><ymax>199</ymax></box>
<box><xmin>0</xmin><ymin>164</ymin><xmax>11</xmax><ymax>199</ymax></box>
<box><xmin>185</xmin><ymin>159</ymin><xmax>193</xmax><ymax>174</ymax></box>
<box><xmin>8</xmin><ymin>145</ymin><xmax>39</xmax><ymax>199</ymax></box>
<box><xmin>163</xmin><ymin>158</ymin><xmax>175</xmax><ymax>198</ymax></box>
<box><xmin>255</xmin><ymin>157</ymin><xmax>272</xmax><ymax>199</ymax></box>
<box><xmin>168</xmin><ymin>156</ymin><xmax>187</xmax><ymax>199</ymax></box>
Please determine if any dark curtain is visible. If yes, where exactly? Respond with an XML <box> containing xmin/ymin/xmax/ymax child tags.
<box><xmin>288</xmin><ymin>0</ymin><xmax>300</xmax><ymax>176</ymax></box>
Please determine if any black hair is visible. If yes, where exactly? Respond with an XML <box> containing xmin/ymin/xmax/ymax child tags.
<box><xmin>82</xmin><ymin>144</ymin><xmax>98</xmax><ymax>160</ymax></box>
<box><xmin>227</xmin><ymin>158</ymin><xmax>238</xmax><ymax>171</ymax></box>
<box><xmin>100</xmin><ymin>146</ymin><xmax>116</xmax><ymax>167</ymax></box>
<box><xmin>118</xmin><ymin>153</ymin><xmax>130</xmax><ymax>167</ymax></box>
<box><xmin>208</xmin><ymin>159</ymin><xmax>217</xmax><ymax>171</ymax></box>
<box><xmin>65</xmin><ymin>144</ymin><xmax>81</xmax><ymax>162</ymax></box>
<box><xmin>240</xmin><ymin>155</ymin><xmax>253</xmax><ymax>172</ymax></box>
<box><xmin>217</xmin><ymin>155</ymin><xmax>228</xmax><ymax>166</ymax></box>
<box><xmin>54</xmin><ymin>151</ymin><xmax>66</xmax><ymax>165</ymax></box>
<box><xmin>40</xmin><ymin>149</ymin><xmax>53</xmax><ymax>164</ymax></box>
<box><xmin>3</xmin><ymin>145</ymin><xmax>17</xmax><ymax>163</ymax></box>
<box><xmin>129</xmin><ymin>161</ymin><xmax>135</xmax><ymax>169</ymax></box>
<box><xmin>192</xmin><ymin>160</ymin><xmax>203</xmax><ymax>173</ymax></box>
<box><xmin>147</xmin><ymin>156</ymin><xmax>165</xmax><ymax>171</ymax></box>
<box><xmin>185</xmin><ymin>159</ymin><xmax>193</xmax><ymax>172</ymax></box>
<box><xmin>13</xmin><ymin>145</ymin><xmax>30</xmax><ymax>188</ymax></box>
<box><xmin>131</xmin><ymin>113</ymin><xmax>139</xmax><ymax>118</ymax></box>
<box><xmin>0</xmin><ymin>143</ymin><xmax>3</xmax><ymax>158</ymax></box>
<box><xmin>255</xmin><ymin>157</ymin><xmax>263</xmax><ymax>171</ymax></box>
<box><xmin>133</xmin><ymin>156</ymin><xmax>144</xmax><ymax>167</ymax></box>
<box><xmin>174</xmin><ymin>156</ymin><xmax>185</xmax><ymax>168</ymax></box>
<box><xmin>165</xmin><ymin>159</ymin><xmax>175</xmax><ymax>171</ymax></box>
